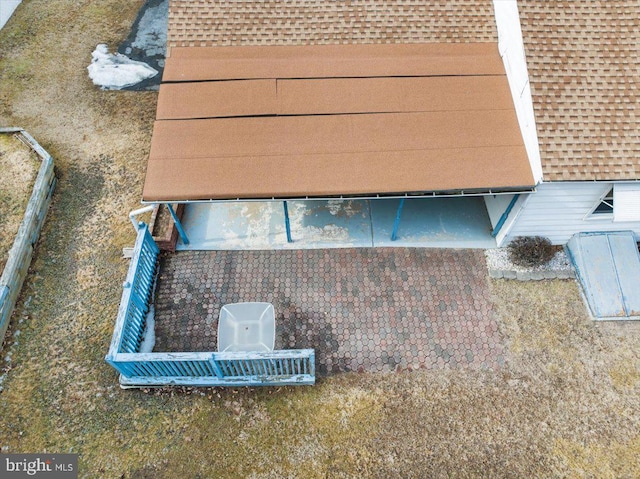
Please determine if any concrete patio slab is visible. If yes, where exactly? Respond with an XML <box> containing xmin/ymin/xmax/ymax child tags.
<box><xmin>177</xmin><ymin>200</ymin><xmax>373</xmax><ymax>250</ymax></box>
<box><xmin>176</xmin><ymin>197</ymin><xmax>495</xmax><ymax>251</ymax></box>
<box><xmin>153</xmin><ymin>248</ymin><xmax>504</xmax><ymax>375</ymax></box>
<box><xmin>371</xmin><ymin>197</ymin><xmax>496</xmax><ymax>248</ymax></box>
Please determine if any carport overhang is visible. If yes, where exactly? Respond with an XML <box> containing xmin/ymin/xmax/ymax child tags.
<box><xmin>142</xmin><ymin>43</ymin><xmax>535</xmax><ymax>204</ymax></box>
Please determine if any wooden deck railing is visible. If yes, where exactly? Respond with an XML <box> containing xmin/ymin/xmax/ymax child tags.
<box><xmin>0</xmin><ymin>128</ymin><xmax>56</xmax><ymax>347</ymax></box>
<box><xmin>106</xmin><ymin>223</ymin><xmax>315</xmax><ymax>388</ymax></box>
<box><xmin>112</xmin><ymin>350</ymin><xmax>315</xmax><ymax>387</ymax></box>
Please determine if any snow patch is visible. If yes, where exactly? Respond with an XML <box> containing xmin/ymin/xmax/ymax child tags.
<box><xmin>327</xmin><ymin>200</ymin><xmax>362</xmax><ymax>217</ymax></box>
<box><xmin>138</xmin><ymin>305</ymin><xmax>155</xmax><ymax>353</ymax></box>
<box><xmin>288</xmin><ymin>202</ymin><xmax>352</xmax><ymax>243</ymax></box>
<box><xmin>301</xmin><ymin>224</ymin><xmax>351</xmax><ymax>241</ymax></box>
<box><xmin>87</xmin><ymin>44</ymin><xmax>158</xmax><ymax>90</ymax></box>
<box><xmin>217</xmin><ymin>203</ymin><xmax>279</xmax><ymax>249</ymax></box>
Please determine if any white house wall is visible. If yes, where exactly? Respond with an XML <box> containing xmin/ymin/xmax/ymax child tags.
<box><xmin>492</xmin><ymin>0</ymin><xmax>543</xmax><ymax>183</ymax></box>
<box><xmin>484</xmin><ymin>193</ymin><xmax>528</xmax><ymax>246</ymax></box>
<box><xmin>613</xmin><ymin>184</ymin><xmax>640</xmax><ymax>222</ymax></box>
<box><xmin>485</xmin><ymin>194</ymin><xmax>514</xmax><ymax>228</ymax></box>
<box><xmin>505</xmin><ymin>182</ymin><xmax>640</xmax><ymax>245</ymax></box>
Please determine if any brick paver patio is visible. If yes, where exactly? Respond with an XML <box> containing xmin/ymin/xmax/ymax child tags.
<box><xmin>153</xmin><ymin>249</ymin><xmax>504</xmax><ymax>375</ymax></box>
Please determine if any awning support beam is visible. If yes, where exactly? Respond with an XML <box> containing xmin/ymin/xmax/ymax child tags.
<box><xmin>491</xmin><ymin>194</ymin><xmax>520</xmax><ymax>238</ymax></box>
<box><xmin>391</xmin><ymin>198</ymin><xmax>405</xmax><ymax>241</ymax></box>
<box><xmin>283</xmin><ymin>201</ymin><xmax>293</xmax><ymax>243</ymax></box>
<box><xmin>167</xmin><ymin>203</ymin><xmax>190</xmax><ymax>245</ymax></box>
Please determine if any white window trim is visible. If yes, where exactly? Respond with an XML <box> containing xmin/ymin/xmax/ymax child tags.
<box><xmin>584</xmin><ymin>186</ymin><xmax>614</xmax><ymax>220</ymax></box>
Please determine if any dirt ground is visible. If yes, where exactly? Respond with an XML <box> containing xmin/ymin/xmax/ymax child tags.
<box><xmin>0</xmin><ymin>1</ymin><xmax>639</xmax><ymax>478</ymax></box>
<box><xmin>0</xmin><ymin>132</ymin><xmax>40</xmax><ymax>267</ymax></box>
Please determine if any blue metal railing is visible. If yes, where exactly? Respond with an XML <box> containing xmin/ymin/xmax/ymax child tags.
<box><xmin>110</xmin><ymin>352</ymin><xmax>217</xmax><ymax>378</ymax></box>
<box><xmin>107</xmin><ymin>223</ymin><xmax>159</xmax><ymax>355</ymax></box>
<box><xmin>112</xmin><ymin>350</ymin><xmax>316</xmax><ymax>387</ymax></box>
<box><xmin>106</xmin><ymin>223</ymin><xmax>315</xmax><ymax>387</ymax></box>
<box><xmin>491</xmin><ymin>194</ymin><xmax>520</xmax><ymax>238</ymax></box>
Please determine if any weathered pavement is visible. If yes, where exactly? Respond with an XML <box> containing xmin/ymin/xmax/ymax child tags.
<box><xmin>153</xmin><ymin>248</ymin><xmax>504</xmax><ymax>376</ymax></box>
<box><xmin>117</xmin><ymin>0</ymin><xmax>168</xmax><ymax>90</ymax></box>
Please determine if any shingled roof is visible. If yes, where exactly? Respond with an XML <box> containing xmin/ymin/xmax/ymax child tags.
<box><xmin>167</xmin><ymin>0</ymin><xmax>497</xmax><ymax>49</ymax></box>
<box><xmin>519</xmin><ymin>1</ymin><xmax>640</xmax><ymax>181</ymax></box>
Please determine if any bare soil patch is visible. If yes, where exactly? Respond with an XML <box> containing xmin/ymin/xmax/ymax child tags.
<box><xmin>0</xmin><ymin>132</ymin><xmax>40</xmax><ymax>269</ymax></box>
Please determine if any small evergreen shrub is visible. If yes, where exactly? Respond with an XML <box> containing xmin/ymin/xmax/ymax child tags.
<box><xmin>507</xmin><ymin>236</ymin><xmax>556</xmax><ymax>267</ymax></box>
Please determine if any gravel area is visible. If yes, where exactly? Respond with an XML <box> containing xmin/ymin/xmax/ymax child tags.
<box><xmin>485</xmin><ymin>247</ymin><xmax>575</xmax><ymax>280</ymax></box>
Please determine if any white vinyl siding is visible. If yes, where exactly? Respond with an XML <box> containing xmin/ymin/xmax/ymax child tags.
<box><xmin>614</xmin><ymin>184</ymin><xmax>640</xmax><ymax>222</ymax></box>
<box><xmin>506</xmin><ymin>182</ymin><xmax>640</xmax><ymax>245</ymax></box>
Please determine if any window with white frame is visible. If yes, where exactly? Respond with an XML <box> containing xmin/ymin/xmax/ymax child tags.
<box><xmin>588</xmin><ymin>184</ymin><xmax>640</xmax><ymax>221</ymax></box>
<box><xmin>589</xmin><ymin>187</ymin><xmax>614</xmax><ymax>217</ymax></box>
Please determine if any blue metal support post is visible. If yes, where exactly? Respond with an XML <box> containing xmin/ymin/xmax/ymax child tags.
<box><xmin>491</xmin><ymin>194</ymin><xmax>520</xmax><ymax>238</ymax></box>
<box><xmin>166</xmin><ymin>204</ymin><xmax>190</xmax><ymax>245</ymax></box>
<box><xmin>283</xmin><ymin>201</ymin><xmax>293</xmax><ymax>243</ymax></box>
<box><xmin>391</xmin><ymin>198</ymin><xmax>405</xmax><ymax>241</ymax></box>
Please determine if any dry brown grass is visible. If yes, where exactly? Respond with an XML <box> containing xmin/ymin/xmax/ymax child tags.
<box><xmin>0</xmin><ymin>2</ymin><xmax>639</xmax><ymax>478</ymax></box>
<box><xmin>0</xmin><ymin>132</ymin><xmax>40</xmax><ymax>267</ymax></box>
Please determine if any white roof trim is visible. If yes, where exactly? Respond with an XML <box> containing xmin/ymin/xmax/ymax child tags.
<box><xmin>493</xmin><ymin>0</ymin><xmax>543</xmax><ymax>184</ymax></box>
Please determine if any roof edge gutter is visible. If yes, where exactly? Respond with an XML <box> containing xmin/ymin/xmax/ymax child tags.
<box><xmin>141</xmin><ymin>187</ymin><xmax>537</xmax><ymax>205</ymax></box>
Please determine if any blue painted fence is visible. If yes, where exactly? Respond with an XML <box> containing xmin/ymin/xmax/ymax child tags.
<box><xmin>113</xmin><ymin>350</ymin><xmax>316</xmax><ymax>387</ymax></box>
<box><xmin>106</xmin><ymin>223</ymin><xmax>315</xmax><ymax>387</ymax></box>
